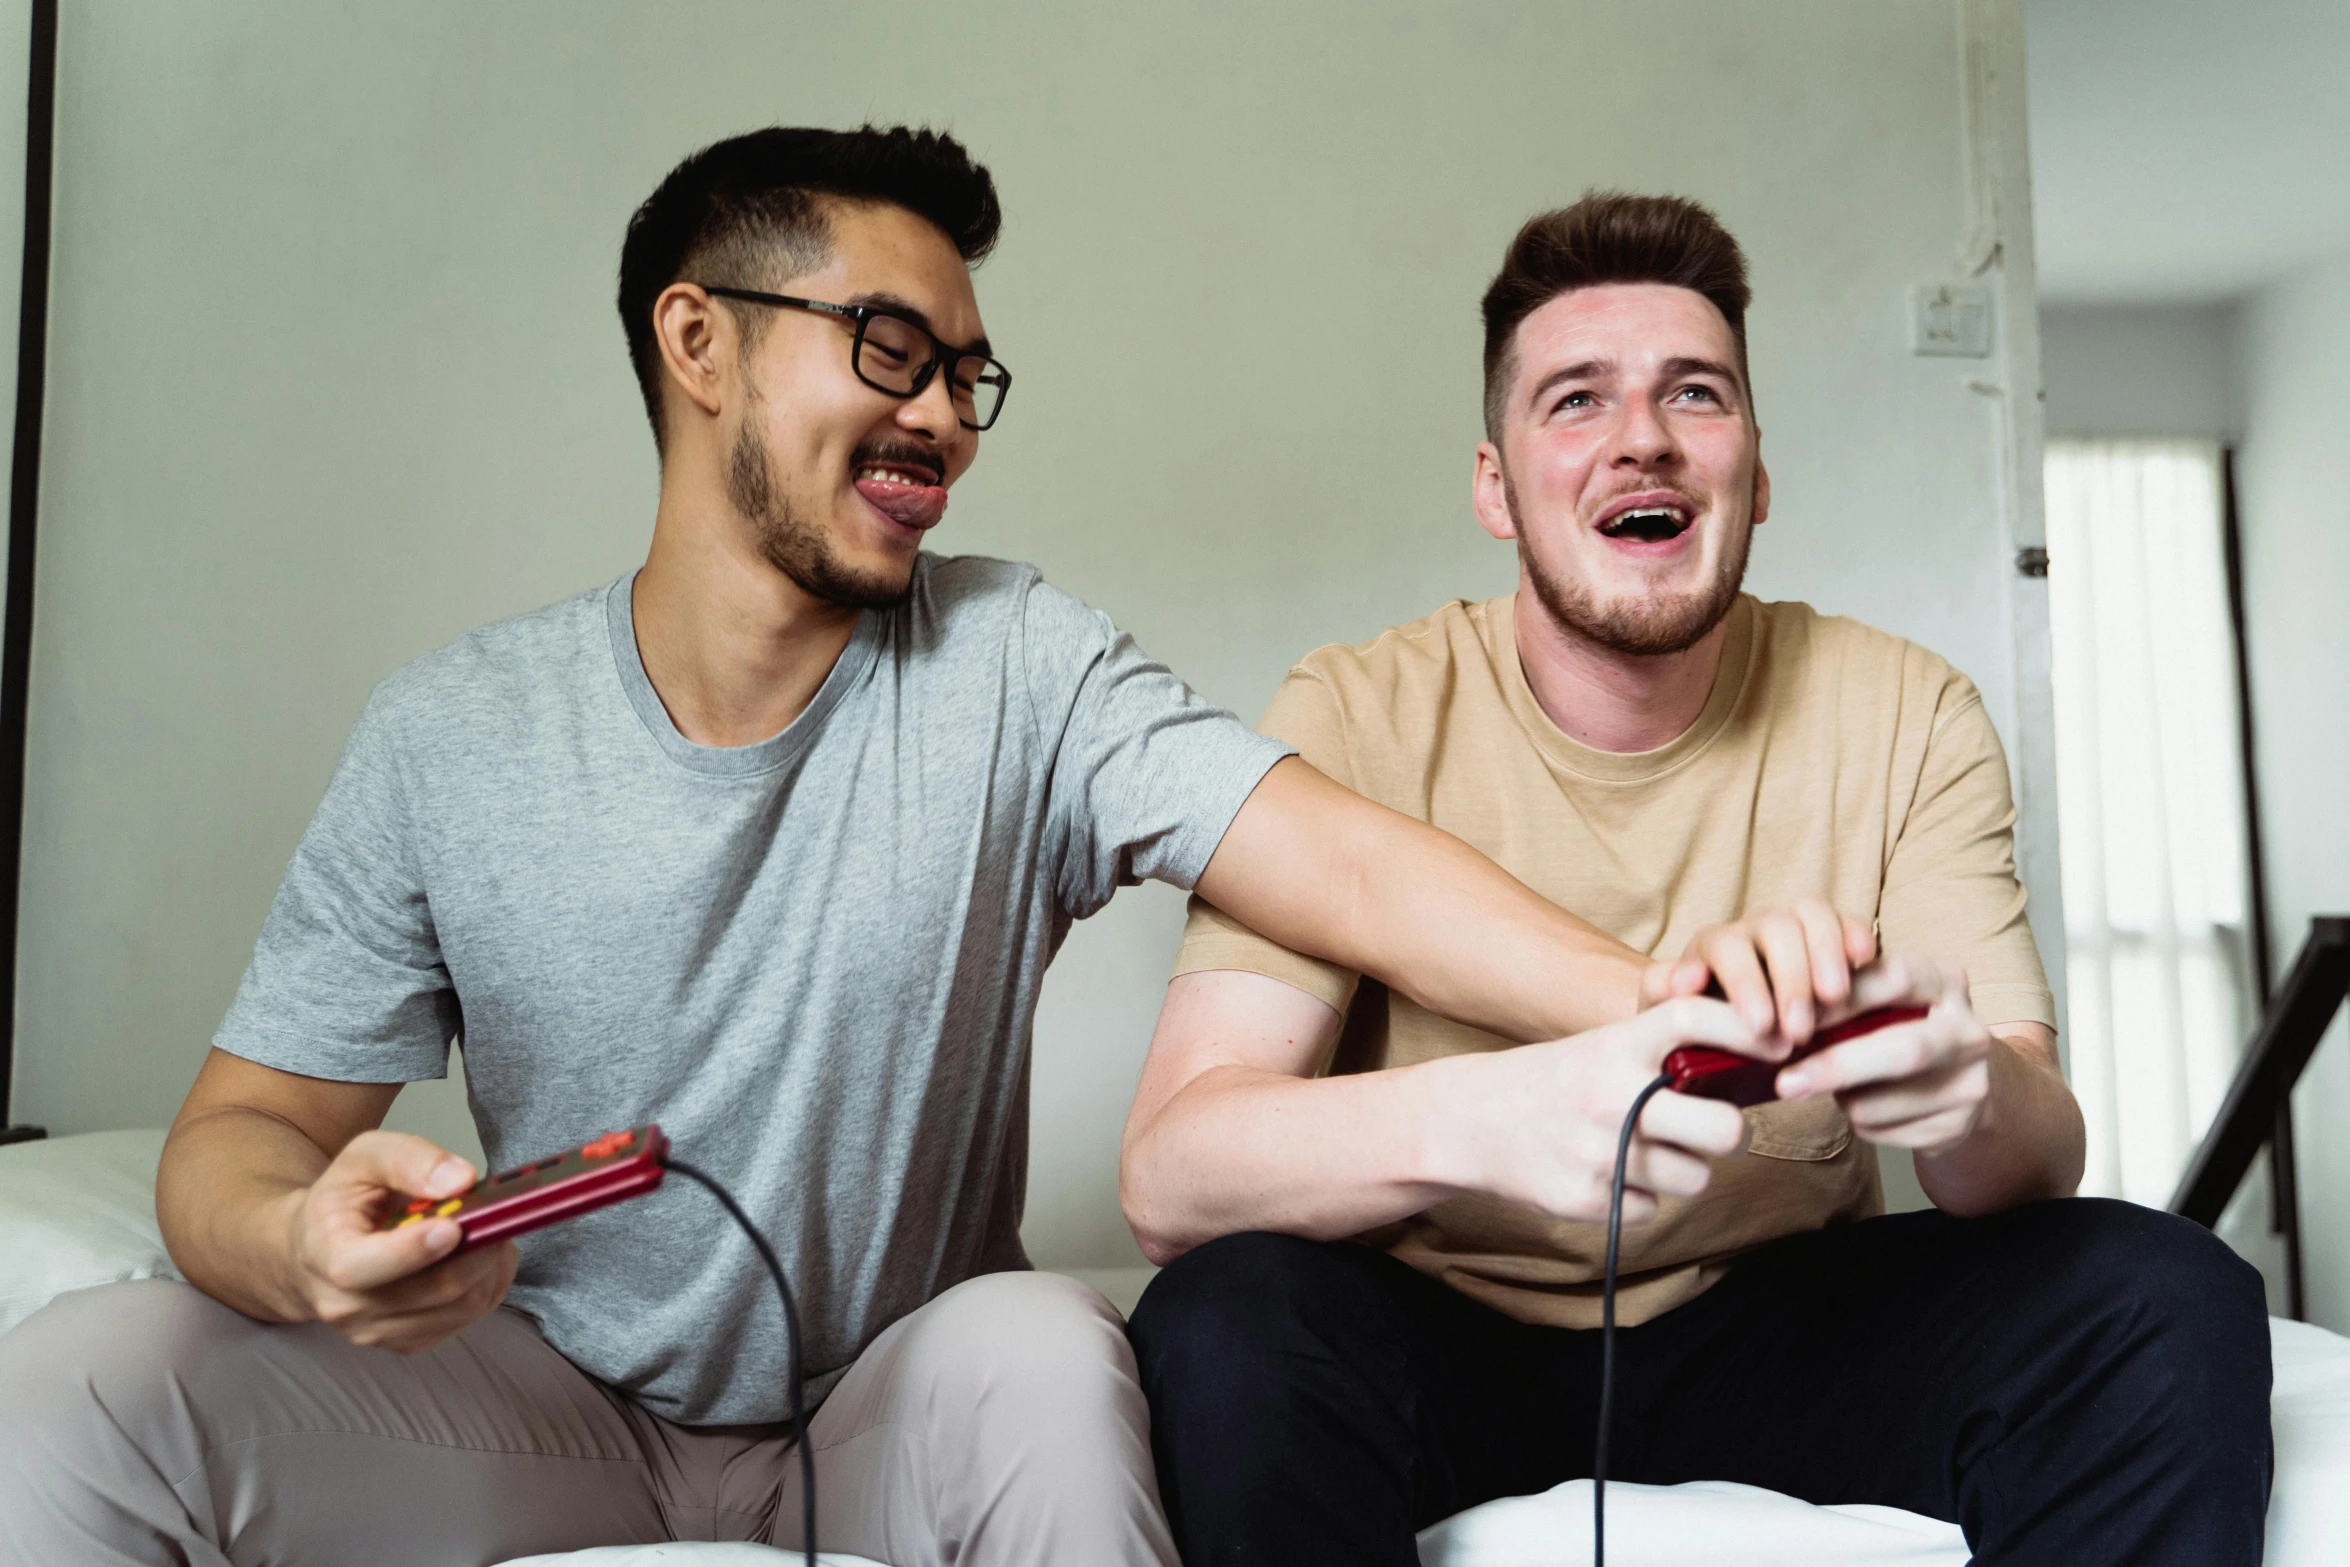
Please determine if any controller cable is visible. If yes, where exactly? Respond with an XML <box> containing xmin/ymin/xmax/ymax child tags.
<box><xmin>670</xmin><ymin>1070</ymin><xmax>1670</xmax><ymax>1567</ymax></box>
<box><xmin>665</xmin><ymin>1157</ymin><xmax>819</xmax><ymax>1567</ymax></box>
<box><xmin>1594</xmin><ymin>1073</ymin><xmax>1675</xmax><ymax>1567</ymax></box>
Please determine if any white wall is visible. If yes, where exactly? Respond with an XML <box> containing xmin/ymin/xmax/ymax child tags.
<box><xmin>2040</xmin><ymin>304</ymin><xmax>2240</xmax><ymax>439</ymax></box>
<box><xmin>2237</xmin><ymin>252</ymin><xmax>2350</xmax><ymax>1333</ymax></box>
<box><xmin>12</xmin><ymin>0</ymin><xmax>2042</xmax><ymax>1266</ymax></box>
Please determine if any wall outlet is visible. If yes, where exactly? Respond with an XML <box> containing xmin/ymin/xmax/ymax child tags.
<box><xmin>1911</xmin><ymin>282</ymin><xmax>1993</xmax><ymax>357</ymax></box>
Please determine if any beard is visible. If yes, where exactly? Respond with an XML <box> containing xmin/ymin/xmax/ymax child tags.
<box><xmin>724</xmin><ymin>415</ymin><xmax>915</xmax><ymax>611</ymax></box>
<box><xmin>1507</xmin><ymin>473</ymin><xmax>1751</xmax><ymax>657</ymax></box>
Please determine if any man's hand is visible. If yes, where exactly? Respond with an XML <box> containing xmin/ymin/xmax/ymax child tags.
<box><xmin>285</xmin><ymin>1131</ymin><xmax>519</xmax><ymax>1354</ymax></box>
<box><xmin>1124</xmin><ymin>977</ymin><xmax>1786</xmax><ymax>1259</ymax></box>
<box><xmin>1771</xmin><ymin>958</ymin><xmax>1990</xmax><ymax>1151</ymax></box>
<box><xmin>158</xmin><ymin>1051</ymin><xmax>523</xmax><ymax>1354</ymax></box>
<box><xmin>1761</xmin><ymin>955</ymin><xmax>2083</xmax><ymax>1215</ymax></box>
<box><xmin>1429</xmin><ymin>996</ymin><xmax>1773</xmax><ymax>1227</ymax></box>
<box><xmin>1641</xmin><ymin>897</ymin><xmax>1878</xmax><ymax>1043</ymax></box>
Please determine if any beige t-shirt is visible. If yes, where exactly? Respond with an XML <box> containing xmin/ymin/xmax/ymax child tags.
<box><xmin>1175</xmin><ymin>592</ymin><xmax>2055</xmax><ymax>1330</ymax></box>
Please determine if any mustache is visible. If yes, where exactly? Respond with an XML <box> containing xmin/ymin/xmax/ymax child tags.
<box><xmin>849</xmin><ymin>439</ymin><xmax>944</xmax><ymax>487</ymax></box>
<box><xmin>1593</xmin><ymin>487</ymin><xmax>1702</xmax><ymax>519</ymax></box>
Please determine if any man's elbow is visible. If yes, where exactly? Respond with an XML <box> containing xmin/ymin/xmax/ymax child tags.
<box><xmin>1118</xmin><ymin>1157</ymin><xmax>1194</xmax><ymax>1269</ymax></box>
<box><xmin>1133</xmin><ymin>1229</ymin><xmax>1190</xmax><ymax>1269</ymax></box>
<box><xmin>1121</xmin><ymin>1203</ymin><xmax>1192</xmax><ymax>1269</ymax></box>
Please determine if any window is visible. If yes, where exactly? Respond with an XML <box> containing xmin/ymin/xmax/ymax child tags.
<box><xmin>2045</xmin><ymin>438</ymin><xmax>2258</xmax><ymax>1206</ymax></box>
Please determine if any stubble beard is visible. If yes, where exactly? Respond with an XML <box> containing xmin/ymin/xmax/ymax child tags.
<box><xmin>725</xmin><ymin>412</ymin><xmax>914</xmax><ymax>612</ymax></box>
<box><xmin>1507</xmin><ymin>471</ymin><xmax>1752</xmax><ymax>657</ymax></box>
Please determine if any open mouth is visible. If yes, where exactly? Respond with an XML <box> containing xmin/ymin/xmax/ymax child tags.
<box><xmin>854</xmin><ymin>460</ymin><xmax>943</xmax><ymax>488</ymax></box>
<box><xmin>852</xmin><ymin>457</ymin><xmax>948</xmax><ymax>532</ymax></box>
<box><xmin>1596</xmin><ymin>504</ymin><xmax>1693</xmax><ymax>544</ymax></box>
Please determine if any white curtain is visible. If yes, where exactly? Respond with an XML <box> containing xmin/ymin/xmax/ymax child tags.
<box><xmin>2045</xmin><ymin>438</ymin><xmax>2256</xmax><ymax>1207</ymax></box>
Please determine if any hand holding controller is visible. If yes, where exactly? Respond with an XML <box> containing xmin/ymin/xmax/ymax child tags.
<box><xmin>1662</xmin><ymin>1004</ymin><xmax>1931</xmax><ymax>1108</ymax></box>
<box><xmin>375</xmin><ymin>1124</ymin><xmax>669</xmax><ymax>1251</ymax></box>
<box><xmin>368</xmin><ymin>1126</ymin><xmax>819</xmax><ymax>1567</ymax></box>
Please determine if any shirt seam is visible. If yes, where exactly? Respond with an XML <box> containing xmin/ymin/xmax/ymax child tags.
<box><xmin>603</xmin><ymin>572</ymin><xmax>881</xmax><ymax>781</ymax></box>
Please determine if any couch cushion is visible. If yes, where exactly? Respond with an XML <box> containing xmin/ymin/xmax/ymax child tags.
<box><xmin>0</xmin><ymin>1128</ymin><xmax>177</xmax><ymax>1336</ymax></box>
<box><xmin>7</xmin><ymin>1132</ymin><xmax>2343</xmax><ymax>1567</ymax></box>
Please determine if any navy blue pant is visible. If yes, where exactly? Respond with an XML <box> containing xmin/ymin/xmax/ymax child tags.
<box><xmin>1128</xmin><ymin>1199</ymin><xmax>2271</xmax><ymax>1566</ymax></box>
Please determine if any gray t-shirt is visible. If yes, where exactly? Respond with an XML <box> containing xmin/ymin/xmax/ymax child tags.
<box><xmin>215</xmin><ymin>554</ymin><xmax>1289</xmax><ymax>1424</ymax></box>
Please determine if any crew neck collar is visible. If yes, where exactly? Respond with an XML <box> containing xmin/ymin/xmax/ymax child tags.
<box><xmin>604</xmin><ymin>570</ymin><xmax>884</xmax><ymax>778</ymax></box>
<box><xmin>1492</xmin><ymin>592</ymin><xmax>1756</xmax><ymax>784</ymax></box>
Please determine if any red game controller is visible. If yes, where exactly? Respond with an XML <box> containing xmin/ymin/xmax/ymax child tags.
<box><xmin>376</xmin><ymin>1124</ymin><xmax>669</xmax><ymax>1251</ymax></box>
<box><xmin>1662</xmin><ymin>1005</ymin><xmax>1931</xmax><ymax>1108</ymax></box>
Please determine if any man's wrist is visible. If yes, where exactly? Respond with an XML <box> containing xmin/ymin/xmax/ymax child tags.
<box><xmin>263</xmin><ymin>1183</ymin><xmax>325</xmax><ymax>1323</ymax></box>
<box><xmin>1913</xmin><ymin>1032</ymin><xmax>2076</xmax><ymax>1207</ymax></box>
<box><xmin>1543</xmin><ymin>928</ymin><xmax>1645</xmax><ymax>1033</ymax></box>
<box><xmin>1408</xmin><ymin>1049</ymin><xmax>1500</xmax><ymax>1194</ymax></box>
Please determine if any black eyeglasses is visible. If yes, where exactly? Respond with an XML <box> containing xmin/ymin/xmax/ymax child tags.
<box><xmin>702</xmin><ymin>286</ymin><xmax>1012</xmax><ymax>432</ymax></box>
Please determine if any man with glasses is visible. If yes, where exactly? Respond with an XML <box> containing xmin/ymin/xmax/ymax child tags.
<box><xmin>0</xmin><ymin>129</ymin><xmax>1819</xmax><ymax>1566</ymax></box>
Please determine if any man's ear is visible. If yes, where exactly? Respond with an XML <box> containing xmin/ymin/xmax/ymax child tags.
<box><xmin>1472</xmin><ymin>441</ymin><xmax>1519</xmax><ymax>542</ymax></box>
<box><xmin>1752</xmin><ymin>450</ymin><xmax>1771</xmax><ymax>527</ymax></box>
<box><xmin>651</xmin><ymin>283</ymin><xmax>733</xmax><ymax>428</ymax></box>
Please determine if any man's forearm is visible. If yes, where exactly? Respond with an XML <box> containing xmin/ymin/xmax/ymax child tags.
<box><xmin>157</xmin><ymin>1104</ymin><xmax>335</xmax><ymax>1323</ymax></box>
<box><xmin>1914</xmin><ymin>1031</ymin><xmax>2085</xmax><ymax>1216</ymax></box>
<box><xmin>1122</xmin><ymin>1055</ymin><xmax>1477</xmax><ymax>1264</ymax></box>
<box><xmin>1198</xmin><ymin>759</ymin><xmax>1645</xmax><ymax>1042</ymax></box>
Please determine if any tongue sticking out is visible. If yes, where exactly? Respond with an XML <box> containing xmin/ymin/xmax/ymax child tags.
<box><xmin>855</xmin><ymin>476</ymin><xmax>948</xmax><ymax>530</ymax></box>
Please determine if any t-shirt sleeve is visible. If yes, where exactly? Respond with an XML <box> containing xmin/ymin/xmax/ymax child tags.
<box><xmin>1877</xmin><ymin>677</ymin><xmax>2058</xmax><ymax>1031</ymax></box>
<box><xmin>212</xmin><ymin>686</ymin><xmax>463</xmax><ymax>1082</ymax></box>
<box><xmin>1171</xmin><ymin>667</ymin><xmax>1364</xmax><ymax>1016</ymax></box>
<box><xmin>1019</xmin><ymin>577</ymin><xmax>1291</xmax><ymax>919</ymax></box>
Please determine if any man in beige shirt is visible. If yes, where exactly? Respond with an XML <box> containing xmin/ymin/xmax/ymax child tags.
<box><xmin>1120</xmin><ymin>194</ymin><xmax>2270</xmax><ymax>1567</ymax></box>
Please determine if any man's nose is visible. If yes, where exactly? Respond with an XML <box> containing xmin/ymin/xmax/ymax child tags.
<box><xmin>897</xmin><ymin>366</ymin><xmax>964</xmax><ymax>447</ymax></box>
<box><xmin>1609</xmin><ymin>396</ymin><xmax>1678</xmax><ymax>467</ymax></box>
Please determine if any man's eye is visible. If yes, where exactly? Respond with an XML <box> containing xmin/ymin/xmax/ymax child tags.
<box><xmin>1675</xmin><ymin>385</ymin><xmax>1721</xmax><ymax>404</ymax></box>
<box><xmin>1554</xmin><ymin>390</ymin><xmax>1595</xmax><ymax>412</ymax></box>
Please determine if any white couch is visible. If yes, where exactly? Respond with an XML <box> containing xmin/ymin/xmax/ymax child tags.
<box><xmin>8</xmin><ymin>1130</ymin><xmax>2342</xmax><ymax>1567</ymax></box>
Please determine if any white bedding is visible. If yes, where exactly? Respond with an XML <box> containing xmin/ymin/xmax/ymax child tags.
<box><xmin>7</xmin><ymin>1129</ymin><xmax>2339</xmax><ymax>1566</ymax></box>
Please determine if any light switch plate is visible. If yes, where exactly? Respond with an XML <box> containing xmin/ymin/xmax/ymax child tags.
<box><xmin>1911</xmin><ymin>282</ymin><xmax>1993</xmax><ymax>357</ymax></box>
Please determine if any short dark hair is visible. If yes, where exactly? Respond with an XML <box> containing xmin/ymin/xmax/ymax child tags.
<box><xmin>1479</xmin><ymin>191</ymin><xmax>1752</xmax><ymax>440</ymax></box>
<box><xmin>617</xmin><ymin>124</ymin><xmax>1002</xmax><ymax>446</ymax></box>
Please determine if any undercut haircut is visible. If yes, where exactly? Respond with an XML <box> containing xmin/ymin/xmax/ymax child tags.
<box><xmin>617</xmin><ymin>124</ymin><xmax>1002</xmax><ymax>448</ymax></box>
<box><xmin>1479</xmin><ymin>191</ymin><xmax>1752</xmax><ymax>440</ymax></box>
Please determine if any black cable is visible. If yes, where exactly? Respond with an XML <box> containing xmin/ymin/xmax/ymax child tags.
<box><xmin>1594</xmin><ymin>1073</ymin><xmax>1674</xmax><ymax>1567</ymax></box>
<box><xmin>665</xmin><ymin>1157</ymin><xmax>817</xmax><ymax>1567</ymax></box>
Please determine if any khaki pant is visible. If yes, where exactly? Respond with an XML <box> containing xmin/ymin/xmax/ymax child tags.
<box><xmin>0</xmin><ymin>1271</ymin><xmax>1176</xmax><ymax>1567</ymax></box>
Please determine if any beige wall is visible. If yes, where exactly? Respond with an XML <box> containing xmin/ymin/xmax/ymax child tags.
<box><xmin>12</xmin><ymin>0</ymin><xmax>2044</xmax><ymax>1265</ymax></box>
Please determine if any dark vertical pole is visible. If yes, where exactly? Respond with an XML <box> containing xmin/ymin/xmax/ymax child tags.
<box><xmin>2219</xmin><ymin>446</ymin><xmax>2298</xmax><ymax>1318</ymax></box>
<box><xmin>0</xmin><ymin>0</ymin><xmax>57</xmax><ymax>1144</ymax></box>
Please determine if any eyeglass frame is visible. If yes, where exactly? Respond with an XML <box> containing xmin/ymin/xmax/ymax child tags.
<box><xmin>699</xmin><ymin>285</ymin><xmax>1012</xmax><ymax>432</ymax></box>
